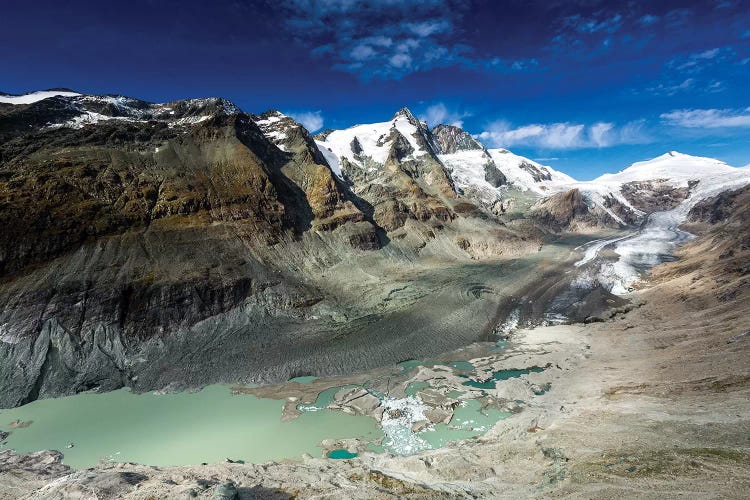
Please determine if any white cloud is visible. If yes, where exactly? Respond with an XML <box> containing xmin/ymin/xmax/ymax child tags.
<box><xmin>419</xmin><ymin>102</ymin><xmax>470</xmax><ymax>128</ymax></box>
<box><xmin>660</xmin><ymin>107</ymin><xmax>750</xmax><ymax>128</ymax></box>
<box><xmin>350</xmin><ymin>44</ymin><xmax>376</xmax><ymax>61</ymax></box>
<box><xmin>693</xmin><ymin>48</ymin><xmax>721</xmax><ymax>59</ymax></box>
<box><xmin>288</xmin><ymin>110</ymin><xmax>324</xmax><ymax>132</ymax></box>
<box><xmin>477</xmin><ymin>119</ymin><xmax>650</xmax><ymax>149</ymax></box>
<box><xmin>589</xmin><ymin>122</ymin><xmax>614</xmax><ymax>146</ymax></box>
<box><xmin>389</xmin><ymin>53</ymin><xmax>412</xmax><ymax>68</ymax></box>
<box><xmin>405</xmin><ymin>19</ymin><xmax>452</xmax><ymax>37</ymax></box>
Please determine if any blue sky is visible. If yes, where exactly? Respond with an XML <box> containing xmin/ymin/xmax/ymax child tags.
<box><xmin>2</xmin><ymin>0</ymin><xmax>749</xmax><ymax>179</ymax></box>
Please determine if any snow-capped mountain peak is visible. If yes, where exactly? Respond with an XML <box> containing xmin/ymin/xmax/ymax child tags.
<box><xmin>392</xmin><ymin>106</ymin><xmax>421</xmax><ymax>124</ymax></box>
<box><xmin>594</xmin><ymin>151</ymin><xmax>735</xmax><ymax>185</ymax></box>
<box><xmin>313</xmin><ymin>107</ymin><xmax>435</xmax><ymax>177</ymax></box>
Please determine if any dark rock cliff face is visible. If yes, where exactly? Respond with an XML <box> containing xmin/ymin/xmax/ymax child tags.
<box><xmin>621</xmin><ymin>180</ymin><xmax>690</xmax><ymax>213</ymax></box>
<box><xmin>688</xmin><ymin>187</ymin><xmax>743</xmax><ymax>224</ymax></box>
<box><xmin>483</xmin><ymin>162</ymin><xmax>507</xmax><ymax>188</ymax></box>
<box><xmin>0</xmin><ymin>94</ymin><xmax>390</xmax><ymax>407</ymax></box>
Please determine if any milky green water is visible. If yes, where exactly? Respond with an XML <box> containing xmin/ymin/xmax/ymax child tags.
<box><xmin>405</xmin><ymin>381</ymin><xmax>430</xmax><ymax>396</ymax></box>
<box><xmin>0</xmin><ymin>385</ymin><xmax>381</xmax><ymax>469</ymax></box>
<box><xmin>288</xmin><ymin>376</ymin><xmax>318</xmax><ymax>384</ymax></box>
<box><xmin>418</xmin><ymin>400</ymin><xmax>511</xmax><ymax>448</ymax></box>
<box><xmin>0</xmin><ymin>355</ymin><xmax>537</xmax><ymax>469</ymax></box>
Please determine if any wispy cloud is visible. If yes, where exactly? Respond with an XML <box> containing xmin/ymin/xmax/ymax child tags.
<box><xmin>645</xmin><ymin>78</ymin><xmax>696</xmax><ymax>96</ymax></box>
<box><xmin>661</xmin><ymin>107</ymin><xmax>750</xmax><ymax>128</ymax></box>
<box><xmin>563</xmin><ymin>13</ymin><xmax>623</xmax><ymax>34</ymax></box>
<box><xmin>667</xmin><ymin>46</ymin><xmax>735</xmax><ymax>73</ymax></box>
<box><xmin>664</xmin><ymin>8</ymin><xmax>693</xmax><ymax>28</ymax></box>
<box><xmin>477</xmin><ymin>119</ymin><xmax>651</xmax><ymax>150</ymax></box>
<box><xmin>639</xmin><ymin>45</ymin><xmax>739</xmax><ymax>96</ymax></box>
<box><xmin>288</xmin><ymin>110</ymin><xmax>324</xmax><ymax>132</ymax></box>
<box><xmin>637</xmin><ymin>14</ymin><xmax>659</xmax><ymax>26</ymax></box>
<box><xmin>419</xmin><ymin>102</ymin><xmax>470</xmax><ymax>128</ymax></box>
<box><xmin>281</xmin><ymin>0</ymin><xmax>537</xmax><ymax>79</ymax></box>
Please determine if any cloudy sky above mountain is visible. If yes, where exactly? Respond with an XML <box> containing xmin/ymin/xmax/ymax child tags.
<box><xmin>2</xmin><ymin>0</ymin><xmax>748</xmax><ymax>178</ymax></box>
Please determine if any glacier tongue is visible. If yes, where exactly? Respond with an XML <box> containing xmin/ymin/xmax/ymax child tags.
<box><xmin>597</xmin><ymin>167</ymin><xmax>750</xmax><ymax>294</ymax></box>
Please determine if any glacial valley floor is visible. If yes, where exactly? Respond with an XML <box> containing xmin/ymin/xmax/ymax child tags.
<box><xmin>1</xmin><ymin>233</ymin><xmax>749</xmax><ymax>499</ymax></box>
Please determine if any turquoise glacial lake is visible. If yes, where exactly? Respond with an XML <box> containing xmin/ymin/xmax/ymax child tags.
<box><xmin>0</xmin><ymin>385</ymin><xmax>381</xmax><ymax>469</ymax></box>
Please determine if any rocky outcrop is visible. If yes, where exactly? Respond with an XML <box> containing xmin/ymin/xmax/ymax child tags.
<box><xmin>683</xmin><ymin>185</ymin><xmax>750</xmax><ymax>279</ymax></box>
<box><xmin>483</xmin><ymin>161</ymin><xmax>507</xmax><ymax>188</ymax></box>
<box><xmin>431</xmin><ymin>124</ymin><xmax>483</xmax><ymax>154</ymax></box>
<box><xmin>688</xmin><ymin>186</ymin><xmax>744</xmax><ymax>224</ymax></box>
<box><xmin>519</xmin><ymin>161</ymin><xmax>552</xmax><ymax>182</ymax></box>
<box><xmin>621</xmin><ymin>180</ymin><xmax>690</xmax><ymax>213</ymax></box>
<box><xmin>531</xmin><ymin>189</ymin><xmax>591</xmax><ymax>231</ymax></box>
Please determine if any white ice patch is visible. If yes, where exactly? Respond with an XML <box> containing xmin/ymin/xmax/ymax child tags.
<box><xmin>439</xmin><ymin>150</ymin><xmax>500</xmax><ymax>204</ymax></box>
<box><xmin>47</xmin><ymin>111</ymin><xmax>121</xmax><ymax>129</ymax></box>
<box><xmin>168</xmin><ymin>114</ymin><xmax>211</xmax><ymax>127</ymax></box>
<box><xmin>574</xmin><ymin>233</ymin><xmax>635</xmax><ymax>268</ymax></box>
<box><xmin>486</xmin><ymin>148</ymin><xmax>576</xmax><ymax>194</ymax></box>
<box><xmin>570</xmin><ymin>269</ymin><xmax>599</xmax><ymax>290</ymax></box>
<box><xmin>497</xmin><ymin>308</ymin><xmax>520</xmax><ymax>335</ymax></box>
<box><xmin>380</xmin><ymin>396</ymin><xmax>432</xmax><ymax>455</ymax></box>
<box><xmin>315</xmin><ymin>140</ymin><xmax>343</xmax><ymax>178</ymax></box>
<box><xmin>254</xmin><ymin>114</ymin><xmax>285</xmax><ymax>127</ymax></box>
<box><xmin>0</xmin><ymin>323</ymin><xmax>22</xmax><ymax>344</ymax></box>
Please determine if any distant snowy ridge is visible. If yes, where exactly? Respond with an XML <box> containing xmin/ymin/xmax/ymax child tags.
<box><xmin>311</xmin><ymin>111</ymin><xmax>750</xmax><ymax>228</ymax></box>
<box><xmin>593</xmin><ymin>151</ymin><xmax>736</xmax><ymax>185</ymax></box>
<box><xmin>570</xmin><ymin>152</ymin><xmax>750</xmax><ymax>294</ymax></box>
<box><xmin>0</xmin><ymin>90</ymin><xmax>81</xmax><ymax>104</ymax></box>
<box><xmin>0</xmin><ymin>90</ymin><xmax>243</xmax><ymax>130</ymax></box>
<box><xmin>565</xmin><ymin>151</ymin><xmax>747</xmax><ymax>226</ymax></box>
<box><xmin>486</xmin><ymin>148</ymin><xmax>576</xmax><ymax>193</ymax></box>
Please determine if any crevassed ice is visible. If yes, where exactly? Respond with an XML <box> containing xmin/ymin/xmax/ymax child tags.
<box><xmin>380</xmin><ymin>396</ymin><xmax>432</xmax><ymax>455</ymax></box>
